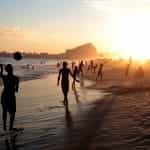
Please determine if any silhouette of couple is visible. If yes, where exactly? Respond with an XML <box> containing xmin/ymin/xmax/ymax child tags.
<box><xmin>0</xmin><ymin>61</ymin><xmax>79</xmax><ymax>131</ymax></box>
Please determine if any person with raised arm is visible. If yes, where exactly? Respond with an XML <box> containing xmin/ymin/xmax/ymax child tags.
<box><xmin>0</xmin><ymin>64</ymin><xmax>19</xmax><ymax>131</ymax></box>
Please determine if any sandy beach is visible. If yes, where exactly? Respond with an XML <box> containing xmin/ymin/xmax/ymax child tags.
<box><xmin>1</xmin><ymin>0</ymin><xmax>150</xmax><ymax>149</ymax></box>
<box><xmin>0</xmin><ymin>60</ymin><xmax>150</xmax><ymax>150</ymax></box>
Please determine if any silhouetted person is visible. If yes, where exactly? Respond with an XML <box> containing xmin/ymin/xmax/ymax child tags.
<box><xmin>135</xmin><ymin>66</ymin><xmax>144</xmax><ymax>79</ymax></box>
<box><xmin>125</xmin><ymin>63</ymin><xmax>130</xmax><ymax>77</ymax></box>
<box><xmin>90</xmin><ymin>60</ymin><xmax>94</xmax><ymax>72</ymax></box>
<box><xmin>85</xmin><ymin>61</ymin><xmax>88</xmax><ymax>70</ymax></box>
<box><xmin>79</xmin><ymin>60</ymin><xmax>84</xmax><ymax>77</ymax></box>
<box><xmin>93</xmin><ymin>64</ymin><xmax>98</xmax><ymax>73</ymax></box>
<box><xmin>57</xmin><ymin>62</ymin><xmax>73</xmax><ymax>105</ymax></box>
<box><xmin>0</xmin><ymin>64</ymin><xmax>19</xmax><ymax>131</ymax></box>
<box><xmin>96</xmin><ymin>64</ymin><xmax>104</xmax><ymax>81</ymax></box>
<box><xmin>125</xmin><ymin>57</ymin><xmax>132</xmax><ymax>78</ymax></box>
<box><xmin>71</xmin><ymin>61</ymin><xmax>75</xmax><ymax>71</ymax></box>
<box><xmin>87</xmin><ymin>64</ymin><xmax>90</xmax><ymax>71</ymax></box>
<box><xmin>72</xmin><ymin>66</ymin><xmax>80</xmax><ymax>89</ymax></box>
<box><xmin>57</xmin><ymin>62</ymin><xmax>60</xmax><ymax>69</ymax></box>
<box><xmin>134</xmin><ymin>66</ymin><xmax>144</xmax><ymax>87</ymax></box>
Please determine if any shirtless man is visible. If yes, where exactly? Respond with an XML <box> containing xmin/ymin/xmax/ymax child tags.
<box><xmin>57</xmin><ymin>62</ymin><xmax>73</xmax><ymax>105</ymax></box>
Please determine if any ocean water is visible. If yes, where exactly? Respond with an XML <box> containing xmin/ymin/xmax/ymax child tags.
<box><xmin>0</xmin><ymin>57</ymin><xmax>106</xmax><ymax>150</ymax></box>
<box><xmin>0</xmin><ymin>57</ymin><xmax>58</xmax><ymax>66</ymax></box>
<box><xmin>0</xmin><ymin>57</ymin><xmax>59</xmax><ymax>81</ymax></box>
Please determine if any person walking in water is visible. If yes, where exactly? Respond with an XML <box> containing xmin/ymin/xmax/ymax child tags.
<box><xmin>0</xmin><ymin>64</ymin><xmax>19</xmax><ymax>131</ymax></box>
<box><xmin>57</xmin><ymin>62</ymin><xmax>73</xmax><ymax>105</ymax></box>
<box><xmin>125</xmin><ymin>56</ymin><xmax>132</xmax><ymax>78</ymax></box>
<box><xmin>72</xmin><ymin>66</ymin><xmax>80</xmax><ymax>89</ymax></box>
<box><xmin>96</xmin><ymin>64</ymin><xmax>104</xmax><ymax>81</ymax></box>
<box><xmin>125</xmin><ymin>63</ymin><xmax>130</xmax><ymax>78</ymax></box>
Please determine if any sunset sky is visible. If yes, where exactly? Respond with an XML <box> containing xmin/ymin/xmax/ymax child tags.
<box><xmin>0</xmin><ymin>0</ymin><xmax>150</xmax><ymax>58</ymax></box>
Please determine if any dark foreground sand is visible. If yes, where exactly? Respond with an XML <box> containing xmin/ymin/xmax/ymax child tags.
<box><xmin>83</xmin><ymin>66</ymin><xmax>150</xmax><ymax>150</ymax></box>
<box><xmin>87</xmin><ymin>89</ymin><xmax>150</xmax><ymax>150</ymax></box>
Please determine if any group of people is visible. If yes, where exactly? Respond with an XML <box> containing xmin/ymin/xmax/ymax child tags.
<box><xmin>0</xmin><ymin>59</ymin><xmax>105</xmax><ymax>132</ymax></box>
<box><xmin>0</xmin><ymin>58</ymin><xmax>145</xmax><ymax>132</ymax></box>
<box><xmin>0</xmin><ymin>61</ymin><xmax>83</xmax><ymax>131</ymax></box>
<box><xmin>57</xmin><ymin>60</ymin><xmax>105</xmax><ymax>104</ymax></box>
<box><xmin>125</xmin><ymin>59</ymin><xmax>145</xmax><ymax>79</ymax></box>
<box><xmin>0</xmin><ymin>59</ymin><xmax>104</xmax><ymax>132</ymax></box>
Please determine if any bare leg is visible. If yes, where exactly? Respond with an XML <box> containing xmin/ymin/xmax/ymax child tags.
<box><xmin>2</xmin><ymin>110</ymin><xmax>7</xmax><ymax>131</ymax></box>
<box><xmin>72</xmin><ymin>80</ymin><xmax>75</xmax><ymax>89</ymax></box>
<box><xmin>100</xmin><ymin>73</ymin><xmax>103</xmax><ymax>81</ymax></box>
<box><xmin>64</xmin><ymin>92</ymin><xmax>68</xmax><ymax>105</ymax></box>
<box><xmin>96</xmin><ymin>75</ymin><xmax>98</xmax><ymax>82</ymax></box>
<box><xmin>9</xmin><ymin>112</ymin><xmax>15</xmax><ymax>131</ymax></box>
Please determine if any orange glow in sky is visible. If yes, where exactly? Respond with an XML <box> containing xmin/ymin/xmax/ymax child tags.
<box><xmin>1</xmin><ymin>0</ymin><xmax>150</xmax><ymax>59</ymax></box>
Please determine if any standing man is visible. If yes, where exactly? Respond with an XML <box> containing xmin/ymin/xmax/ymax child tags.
<box><xmin>96</xmin><ymin>64</ymin><xmax>104</xmax><ymax>81</ymax></box>
<box><xmin>0</xmin><ymin>64</ymin><xmax>19</xmax><ymax>131</ymax></box>
<box><xmin>125</xmin><ymin>56</ymin><xmax>132</xmax><ymax>78</ymax></box>
<box><xmin>57</xmin><ymin>61</ymin><xmax>73</xmax><ymax>105</ymax></box>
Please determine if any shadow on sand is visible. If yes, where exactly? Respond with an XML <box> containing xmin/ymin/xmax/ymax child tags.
<box><xmin>65</xmin><ymin>104</ymin><xmax>73</xmax><ymax>129</ymax></box>
<box><xmin>63</xmin><ymin>97</ymin><xmax>114</xmax><ymax>150</ymax></box>
<box><xmin>4</xmin><ymin>134</ymin><xmax>19</xmax><ymax>150</ymax></box>
<box><xmin>72</xmin><ymin>87</ymin><xmax>80</xmax><ymax>104</ymax></box>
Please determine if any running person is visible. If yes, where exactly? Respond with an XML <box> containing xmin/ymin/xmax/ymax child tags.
<box><xmin>0</xmin><ymin>64</ymin><xmax>19</xmax><ymax>131</ymax></box>
<box><xmin>96</xmin><ymin>64</ymin><xmax>104</xmax><ymax>81</ymax></box>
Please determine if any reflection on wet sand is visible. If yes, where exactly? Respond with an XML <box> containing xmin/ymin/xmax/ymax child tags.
<box><xmin>65</xmin><ymin>104</ymin><xmax>73</xmax><ymax>129</ymax></box>
<box><xmin>72</xmin><ymin>87</ymin><xmax>80</xmax><ymax>104</ymax></box>
<box><xmin>5</xmin><ymin>134</ymin><xmax>18</xmax><ymax>150</ymax></box>
<box><xmin>80</xmin><ymin>76</ymin><xmax>84</xmax><ymax>87</ymax></box>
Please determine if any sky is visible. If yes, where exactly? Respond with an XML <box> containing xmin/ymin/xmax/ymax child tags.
<box><xmin>1</xmin><ymin>0</ymin><xmax>150</xmax><ymax>57</ymax></box>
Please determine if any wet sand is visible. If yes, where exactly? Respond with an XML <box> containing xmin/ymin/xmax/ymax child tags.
<box><xmin>89</xmin><ymin>89</ymin><xmax>150</xmax><ymax>150</ymax></box>
<box><xmin>0</xmin><ymin>74</ymin><xmax>106</xmax><ymax>150</ymax></box>
<box><xmin>84</xmin><ymin>66</ymin><xmax>150</xmax><ymax>150</ymax></box>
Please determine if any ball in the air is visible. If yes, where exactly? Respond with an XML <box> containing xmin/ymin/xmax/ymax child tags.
<box><xmin>13</xmin><ymin>52</ymin><xmax>23</xmax><ymax>61</ymax></box>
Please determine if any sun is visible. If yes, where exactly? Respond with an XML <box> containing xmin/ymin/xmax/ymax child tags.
<box><xmin>105</xmin><ymin>11</ymin><xmax>150</xmax><ymax>60</ymax></box>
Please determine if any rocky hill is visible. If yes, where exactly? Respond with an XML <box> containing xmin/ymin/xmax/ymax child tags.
<box><xmin>63</xmin><ymin>43</ymin><xmax>98</xmax><ymax>59</ymax></box>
